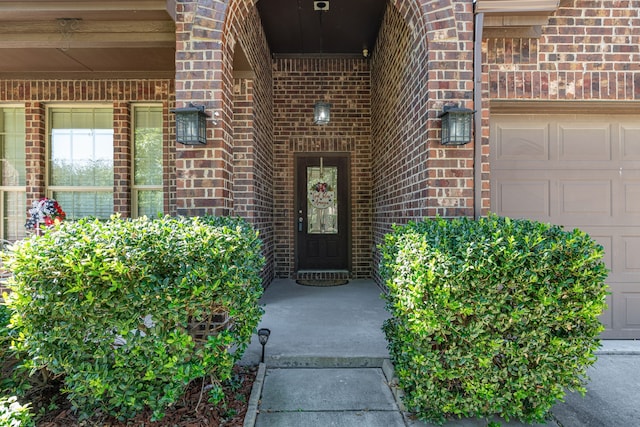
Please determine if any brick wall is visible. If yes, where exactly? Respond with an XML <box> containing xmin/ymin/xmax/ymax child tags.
<box><xmin>487</xmin><ymin>1</ymin><xmax>640</xmax><ymax>100</ymax></box>
<box><xmin>24</xmin><ymin>102</ymin><xmax>46</xmax><ymax>204</ymax></box>
<box><xmin>228</xmin><ymin>2</ymin><xmax>275</xmax><ymax>283</ymax></box>
<box><xmin>272</xmin><ymin>58</ymin><xmax>372</xmax><ymax>278</ymax></box>
<box><xmin>175</xmin><ymin>0</ymin><xmax>235</xmax><ymax>217</ymax></box>
<box><xmin>371</xmin><ymin>0</ymin><xmax>475</xmax><ymax>282</ymax></box>
<box><xmin>175</xmin><ymin>0</ymin><xmax>477</xmax><ymax>281</ymax></box>
<box><xmin>0</xmin><ymin>79</ymin><xmax>176</xmax><ymax>214</ymax></box>
<box><xmin>113</xmin><ymin>102</ymin><xmax>132</xmax><ymax>217</ymax></box>
<box><xmin>175</xmin><ymin>2</ymin><xmax>275</xmax><ymax>285</ymax></box>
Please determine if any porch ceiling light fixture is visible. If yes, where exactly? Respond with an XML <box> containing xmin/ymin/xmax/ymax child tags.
<box><xmin>313</xmin><ymin>101</ymin><xmax>331</xmax><ymax>125</ymax></box>
<box><xmin>439</xmin><ymin>105</ymin><xmax>475</xmax><ymax>146</ymax></box>
<box><xmin>171</xmin><ymin>103</ymin><xmax>209</xmax><ymax>145</ymax></box>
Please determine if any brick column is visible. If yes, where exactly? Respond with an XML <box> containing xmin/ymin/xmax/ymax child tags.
<box><xmin>163</xmin><ymin>101</ymin><xmax>178</xmax><ymax>216</ymax></box>
<box><xmin>174</xmin><ymin>0</ymin><xmax>234</xmax><ymax>216</ymax></box>
<box><xmin>24</xmin><ymin>102</ymin><xmax>46</xmax><ymax>204</ymax></box>
<box><xmin>422</xmin><ymin>0</ymin><xmax>476</xmax><ymax>217</ymax></box>
<box><xmin>232</xmin><ymin>78</ymin><xmax>255</xmax><ymax>219</ymax></box>
<box><xmin>113</xmin><ymin>101</ymin><xmax>131</xmax><ymax>217</ymax></box>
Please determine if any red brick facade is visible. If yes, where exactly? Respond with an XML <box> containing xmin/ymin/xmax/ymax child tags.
<box><xmin>272</xmin><ymin>57</ymin><xmax>372</xmax><ymax>277</ymax></box>
<box><xmin>487</xmin><ymin>2</ymin><xmax>640</xmax><ymax>100</ymax></box>
<box><xmin>2</xmin><ymin>0</ymin><xmax>640</xmax><ymax>283</ymax></box>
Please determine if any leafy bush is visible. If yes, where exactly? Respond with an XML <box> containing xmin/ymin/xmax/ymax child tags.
<box><xmin>3</xmin><ymin>215</ymin><xmax>265</xmax><ymax>421</ymax></box>
<box><xmin>0</xmin><ymin>304</ymin><xmax>23</xmax><ymax>394</ymax></box>
<box><xmin>380</xmin><ymin>215</ymin><xmax>608</xmax><ymax>424</ymax></box>
<box><xmin>0</xmin><ymin>396</ymin><xmax>34</xmax><ymax>427</ymax></box>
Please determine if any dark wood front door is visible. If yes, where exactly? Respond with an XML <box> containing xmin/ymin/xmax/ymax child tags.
<box><xmin>296</xmin><ymin>154</ymin><xmax>350</xmax><ymax>271</ymax></box>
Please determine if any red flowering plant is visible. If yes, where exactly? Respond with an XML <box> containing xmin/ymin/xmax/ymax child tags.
<box><xmin>25</xmin><ymin>198</ymin><xmax>66</xmax><ymax>232</ymax></box>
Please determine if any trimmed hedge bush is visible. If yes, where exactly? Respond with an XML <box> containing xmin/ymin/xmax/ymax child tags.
<box><xmin>0</xmin><ymin>395</ymin><xmax>34</xmax><ymax>427</ymax></box>
<box><xmin>3</xmin><ymin>215</ymin><xmax>265</xmax><ymax>421</ymax></box>
<box><xmin>380</xmin><ymin>215</ymin><xmax>608</xmax><ymax>424</ymax></box>
<box><xmin>0</xmin><ymin>304</ymin><xmax>26</xmax><ymax>396</ymax></box>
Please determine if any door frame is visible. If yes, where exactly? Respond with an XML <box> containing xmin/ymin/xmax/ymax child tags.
<box><xmin>294</xmin><ymin>152</ymin><xmax>352</xmax><ymax>273</ymax></box>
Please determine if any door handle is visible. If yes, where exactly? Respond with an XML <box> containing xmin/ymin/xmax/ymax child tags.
<box><xmin>298</xmin><ymin>210</ymin><xmax>304</xmax><ymax>232</ymax></box>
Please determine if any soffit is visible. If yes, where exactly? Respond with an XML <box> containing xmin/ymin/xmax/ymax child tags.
<box><xmin>476</xmin><ymin>0</ymin><xmax>563</xmax><ymax>38</ymax></box>
<box><xmin>475</xmin><ymin>0</ymin><xmax>560</xmax><ymax>15</ymax></box>
<box><xmin>0</xmin><ymin>0</ymin><xmax>176</xmax><ymax>78</ymax></box>
<box><xmin>256</xmin><ymin>0</ymin><xmax>387</xmax><ymax>57</ymax></box>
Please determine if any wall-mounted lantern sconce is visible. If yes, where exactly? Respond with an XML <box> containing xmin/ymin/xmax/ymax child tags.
<box><xmin>313</xmin><ymin>101</ymin><xmax>331</xmax><ymax>125</ymax></box>
<box><xmin>438</xmin><ymin>105</ymin><xmax>475</xmax><ymax>146</ymax></box>
<box><xmin>171</xmin><ymin>103</ymin><xmax>209</xmax><ymax>145</ymax></box>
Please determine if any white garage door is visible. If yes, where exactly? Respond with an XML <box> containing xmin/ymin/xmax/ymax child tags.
<box><xmin>491</xmin><ymin>114</ymin><xmax>640</xmax><ymax>339</ymax></box>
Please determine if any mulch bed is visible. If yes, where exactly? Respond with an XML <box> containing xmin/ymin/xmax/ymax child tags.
<box><xmin>28</xmin><ymin>365</ymin><xmax>257</xmax><ymax>427</ymax></box>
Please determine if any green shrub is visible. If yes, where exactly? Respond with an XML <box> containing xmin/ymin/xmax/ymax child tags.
<box><xmin>0</xmin><ymin>304</ymin><xmax>22</xmax><ymax>394</ymax></box>
<box><xmin>0</xmin><ymin>396</ymin><xmax>34</xmax><ymax>427</ymax></box>
<box><xmin>3</xmin><ymin>215</ymin><xmax>265</xmax><ymax>421</ymax></box>
<box><xmin>380</xmin><ymin>215</ymin><xmax>608</xmax><ymax>424</ymax></box>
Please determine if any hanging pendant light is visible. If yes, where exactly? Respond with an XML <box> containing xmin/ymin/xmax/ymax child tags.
<box><xmin>314</xmin><ymin>101</ymin><xmax>331</xmax><ymax>125</ymax></box>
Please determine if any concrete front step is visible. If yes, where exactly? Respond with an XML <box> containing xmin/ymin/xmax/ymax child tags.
<box><xmin>254</xmin><ymin>366</ymin><xmax>405</xmax><ymax>427</ymax></box>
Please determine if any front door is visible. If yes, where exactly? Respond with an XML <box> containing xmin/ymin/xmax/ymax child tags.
<box><xmin>296</xmin><ymin>154</ymin><xmax>349</xmax><ymax>271</ymax></box>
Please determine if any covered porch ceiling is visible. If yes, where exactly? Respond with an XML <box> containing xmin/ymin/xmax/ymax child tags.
<box><xmin>0</xmin><ymin>0</ymin><xmax>177</xmax><ymax>79</ymax></box>
<box><xmin>0</xmin><ymin>0</ymin><xmax>562</xmax><ymax>79</ymax></box>
<box><xmin>256</xmin><ymin>0</ymin><xmax>387</xmax><ymax>57</ymax></box>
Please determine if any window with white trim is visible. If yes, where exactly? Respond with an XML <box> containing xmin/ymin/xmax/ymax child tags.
<box><xmin>132</xmin><ymin>105</ymin><xmax>164</xmax><ymax>217</ymax></box>
<box><xmin>0</xmin><ymin>107</ymin><xmax>26</xmax><ymax>240</ymax></box>
<box><xmin>48</xmin><ymin>107</ymin><xmax>114</xmax><ymax>219</ymax></box>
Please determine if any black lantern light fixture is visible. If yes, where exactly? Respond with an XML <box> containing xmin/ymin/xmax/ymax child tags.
<box><xmin>313</xmin><ymin>101</ymin><xmax>331</xmax><ymax>125</ymax></box>
<box><xmin>439</xmin><ymin>105</ymin><xmax>475</xmax><ymax>146</ymax></box>
<box><xmin>257</xmin><ymin>328</ymin><xmax>271</xmax><ymax>363</ymax></box>
<box><xmin>171</xmin><ymin>103</ymin><xmax>209</xmax><ymax>145</ymax></box>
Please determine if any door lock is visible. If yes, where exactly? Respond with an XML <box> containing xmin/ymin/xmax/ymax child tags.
<box><xmin>298</xmin><ymin>210</ymin><xmax>304</xmax><ymax>232</ymax></box>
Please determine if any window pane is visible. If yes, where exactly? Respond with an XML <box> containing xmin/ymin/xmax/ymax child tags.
<box><xmin>134</xmin><ymin>107</ymin><xmax>163</xmax><ymax>186</ymax></box>
<box><xmin>1</xmin><ymin>108</ymin><xmax>26</xmax><ymax>241</ymax></box>
<box><xmin>4</xmin><ymin>191</ymin><xmax>26</xmax><ymax>241</ymax></box>
<box><xmin>49</xmin><ymin>108</ymin><xmax>113</xmax><ymax>220</ymax></box>
<box><xmin>50</xmin><ymin>109</ymin><xmax>114</xmax><ymax>187</ymax></box>
<box><xmin>307</xmin><ymin>166</ymin><xmax>338</xmax><ymax>234</ymax></box>
<box><xmin>53</xmin><ymin>191</ymin><xmax>113</xmax><ymax>220</ymax></box>
<box><xmin>1</xmin><ymin>108</ymin><xmax>26</xmax><ymax>186</ymax></box>
<box><xmin>137</xmin><ymin>190</ymin><xmax>163</xmax><ymax>218</ymax></box>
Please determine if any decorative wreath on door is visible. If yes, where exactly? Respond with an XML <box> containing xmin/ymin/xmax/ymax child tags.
<box><xmin>309</xmin><ymin>182</ymin><xmax>335</xmax><ymax>209</ymax></box>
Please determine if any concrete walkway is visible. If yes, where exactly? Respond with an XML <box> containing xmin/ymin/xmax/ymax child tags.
<box><xmin>240</xmin><ymin>279</ymin><xmax>640</xmax><ymax>427</ymax></box>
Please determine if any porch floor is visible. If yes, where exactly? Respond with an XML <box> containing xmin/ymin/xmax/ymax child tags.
<box><xmin>239</xmin><ymin>278</ymin><xmax>391</xmax><ymax>367</ymax></box>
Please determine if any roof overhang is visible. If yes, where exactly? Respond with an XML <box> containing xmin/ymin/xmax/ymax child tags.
<box><xmin>475</xmin><ymin>0</ymin><xmax>563</xmax><ymax>38</ymax></box>
<box><xmin>0</xmin><ymin>0</ymin><xmax>176</xmax><ymax>79</ymax></box>
<box><xmin>475</xmin><ymin>0</ymin><xmax>560</xmax><ymax>15</ymax></box>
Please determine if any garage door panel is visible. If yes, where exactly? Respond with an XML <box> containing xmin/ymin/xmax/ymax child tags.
<box><xmin>559</xmin><ymin>124</ymin><xmax>611</xmax><ymax>161</ymax></box>
<box><xmin>600</xmin><ymin>293</ymin><xmax>614</xmax><ymax>334</ymax></box>
<box><xmin>573</xmin><ymin>226</ymin><xmax>640</xmax><ymax>281</ymax></box>
<box><xmin>601</xmin><ymin>290</ymin><xmax>640</xmax><ymax>339</ymax></box>
<box><xmin>491</xmin><ymin>114</ymin><xmax>640</xmax><ymax>339</ymax></box>
<box><xmin>560</xmin><ymin>180</ymin><xmax>611</xmax><ymax>217</ymax></box>
<box><xmin>495</xmin><ymin>180</ymin><xmax>550</xmax><ymax>218</ymax></box>
<box><xmin>621</xmin><ymin>125</ymin><xmax>640</xmax><ymax>160</ymax></box>
<box><xmin>625</xmin><ymin>182</ymin><xmax>640</xmax><ymax>213</ymax></box>
<box><xmin>622</xmin><ymin>236</ymin><xmax>640</xmax><ymax>271</ymax></box>
<box><xmin>588</xmin><ymin>234</ymin><xmax>613</xmax><ymax>271</ymax></box>
<box><xmin>622</xmin><ymin>293</ymin><xmax>640</xmax><ymax>328</ymax></box>
<box><xmin>496</xmin><ymin>124</ymin><xmax>549</xmax><ymax>161</ymax></box>
<box><xmin>588</xmin><ymin>284</ymin><xmax>640</xmax><ymax>339</ymax></box>
<box><xmin>603</xmin><ymin>285</ymin><xmax>640</xmax><ymax>339</ymax></box>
